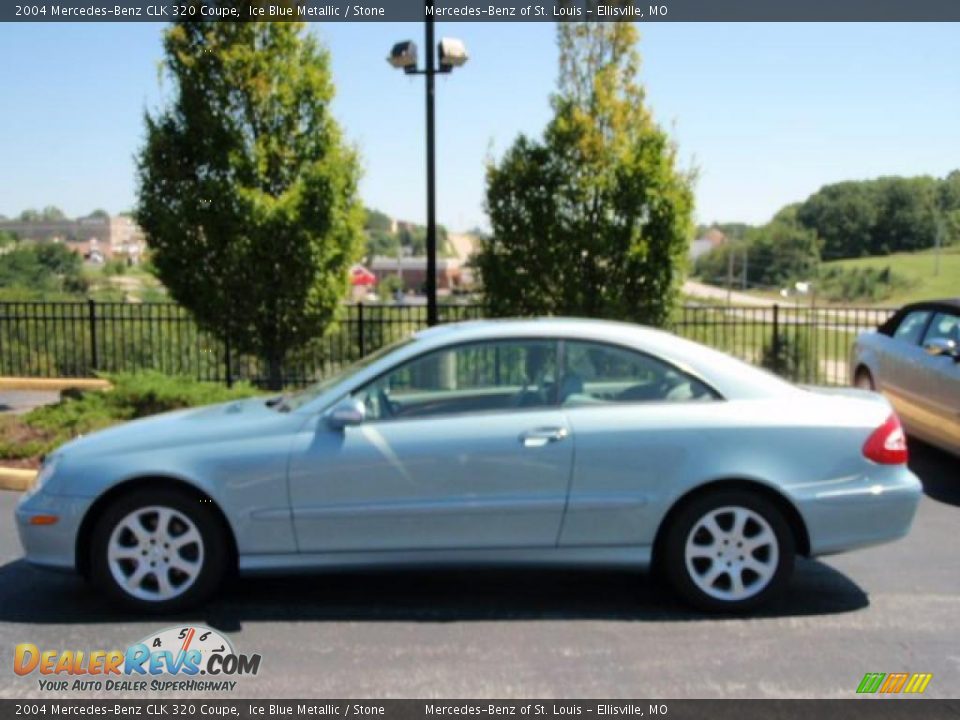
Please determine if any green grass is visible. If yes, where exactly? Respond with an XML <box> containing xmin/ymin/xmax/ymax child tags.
<box><xmin>822</xmin><ymin>246</ymin><xmax>960</xmax><ymax>305</ymax></box>
<box><xmin>0</xmin><ymin>372</ymin><xmax>261</xmax><ymax>463</ymax></box>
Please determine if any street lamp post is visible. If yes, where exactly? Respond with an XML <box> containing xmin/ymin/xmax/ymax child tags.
<box><xmin>424</xmin><ymin>15</ymin><xmax>438</xmax><ymax>326</ymax></box>
<box><xmin>388</xmin><ymin>11</ymin><xmax>468</xmax><ymax>326</ymax></box>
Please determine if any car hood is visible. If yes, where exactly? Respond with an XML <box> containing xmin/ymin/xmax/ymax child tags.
<box><xmin>53</xmin><ymin>396</ymin><xmax>301</xmax><ymax>459</ymax></box>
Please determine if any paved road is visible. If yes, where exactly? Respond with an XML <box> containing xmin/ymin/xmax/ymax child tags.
<box><xmin>0</xmin><ymin>443</ymin><xmax>957</xmax><ymax>700</ymax></box>
<box><xmin>682</xmin><ymin>280</ymin><xmax>797</xmax><ymax>308</ymax></box>
<box><xmin>0</xmin><ymin>390</ymin><xmax>59</xmax><ymax>415</ymax></box>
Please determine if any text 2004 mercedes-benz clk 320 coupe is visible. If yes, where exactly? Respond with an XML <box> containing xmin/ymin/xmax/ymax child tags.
<box><xmin>17</xmin><ymin>318</ymin><xmax>922</xmax><ymax>613</ymax></box>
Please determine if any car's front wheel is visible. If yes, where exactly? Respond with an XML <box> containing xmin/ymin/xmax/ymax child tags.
<box><xmin>663</xmin><ymin>490</ymin><xmax>795</xmax><ymax>612</ymax></box>
<box><xmin>90</xmin><ymin>488</ymin><xmax>227</xmax><ymax>613</ymax></box>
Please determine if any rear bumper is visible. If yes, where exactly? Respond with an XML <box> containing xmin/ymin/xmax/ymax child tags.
<box><xmin>796</xmin><ymin>467</ymin><xmax>923</xmax><ymax>557</ymax></box>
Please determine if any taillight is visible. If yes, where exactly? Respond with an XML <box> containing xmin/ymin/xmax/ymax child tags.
<box><xmin>862</xmin><ymin>413</ymin><xmax>909</xmax><ymax>465</ymax></box>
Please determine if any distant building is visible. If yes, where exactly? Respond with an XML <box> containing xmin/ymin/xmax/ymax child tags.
<box><xmin>370</xmin><ymin>256</ymin><xmax>463</xmax><ymax>293</ymax></box>
<box><xmin>0</xmin><ymin>214</ymin><xmax>146</xmax><ymax>263</ymax></box>
<box><xmin>690</xmin><ymin>227</ymin><xmax>727</xmax><ymax>261</ymax></box>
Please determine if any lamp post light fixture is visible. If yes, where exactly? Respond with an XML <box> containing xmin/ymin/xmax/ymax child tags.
<box><xmin>387</xmin><ymin>13</ymin><xmax>468</xmax><ymax>326</ymax></box>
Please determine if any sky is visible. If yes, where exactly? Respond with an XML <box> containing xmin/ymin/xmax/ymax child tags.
<box><xmin>0</xmin><ymin>22</ymin><xmax>958</xmax><ymax>231</ymax></box>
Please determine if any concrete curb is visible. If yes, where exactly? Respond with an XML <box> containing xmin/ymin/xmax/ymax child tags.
<box><xmin>0</xmin><ymin>377</ymin><xmax>111</xmax><ymax>391</ymax></box>
<box><xmin>0</xmin><ymin>468</ymin><xmax>36</xmax><ymax>492</ymax></box>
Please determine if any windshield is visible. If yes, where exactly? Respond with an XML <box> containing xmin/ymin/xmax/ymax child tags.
<box><xmin>276</xmin><ymin>337</ymin><xmax>416</xmax><ymax>412</ymax></box>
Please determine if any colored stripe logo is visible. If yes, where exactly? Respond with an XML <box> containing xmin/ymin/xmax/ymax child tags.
<box><xmin>857</xmin><ymin>672</ymin><xmax>932</xmax><ymax>694</ymax></box>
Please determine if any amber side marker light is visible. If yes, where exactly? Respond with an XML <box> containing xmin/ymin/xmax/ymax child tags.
<box><xmin>29</xmin><ymin>515</ymin><xmax>59</xmax><ymax>526</ymax></box>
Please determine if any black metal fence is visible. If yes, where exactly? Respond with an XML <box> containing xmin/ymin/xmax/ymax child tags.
<box><xmin>0</xmin><ymin>300</ymin><xmax>896</xmax><ymax>387</ymax></box>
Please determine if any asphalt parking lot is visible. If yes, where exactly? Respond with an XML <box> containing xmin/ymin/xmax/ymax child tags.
<box><xmin>0</xmin><ymin>442</ymin><xmax>957</xmax><ymax>700</ymax></box>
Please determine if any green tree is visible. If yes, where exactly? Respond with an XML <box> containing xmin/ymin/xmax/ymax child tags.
<box><xmin>476</xmin><ymin>20</ymin><xmax>694</xmax><ymax>325</ymax></box>
<box><xmin>0</xmin><ymin>243</ymin><xmax>84</xmax><ymax>293</ymax></box>
<box><xmin>796</xmin><ymin>175</ymin><xmax>952</xmax><ymax>259</ymax></box>
<box><xmin>41</xmin><ymin>206</ymin><xmax>67</xmax><ymax>221</ymax></box>
<box><xmin>694</xmin><ymin>215</ymin><xmax>819</xmax><ymax>290</ymax></box>
<box><xmin>796</xmin><ymin>181</ymin><xmax>878</xmax><ymax>259</ymax></box>
<box><xmin>871</xmin><ymin>177</ymin><xmax>940</xmax><ymax>255</ymax></box>
<box><xmin>136</xmin><ymin>14</ymin><xmax>363</xmax><ymax>389</ymax></box>
<box><xmin>363</xmin><ymin>207</ymin><xmax>393</xmax><ymax>233</ymax></box>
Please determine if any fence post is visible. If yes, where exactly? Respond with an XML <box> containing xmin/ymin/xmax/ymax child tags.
<box><xmin>87</xmin><ymin>298</ymin><xmax>98</xmax><ymax>373</ymax></box>
<box><xmin>357</xmin><ymin>302</ymin><xmax>365</xmax><ymax>357</ymax></box>
<box><xmin>224</xmin><ymin>330</ymin><xmax>233</xmax><ymax>389</ymax></box>
<box><xmin>771</xmin><ymin>303</ymin><xmax>780</xmax><ymax>363</ymax></box>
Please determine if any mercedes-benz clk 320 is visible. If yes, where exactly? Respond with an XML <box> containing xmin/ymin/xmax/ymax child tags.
<box><xmin>17</xmin><ymin>318</ymin><xmax>922</xmax><ymax>613</ymax></box>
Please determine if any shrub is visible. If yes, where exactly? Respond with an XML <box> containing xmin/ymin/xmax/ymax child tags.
<box><xmin>761</xmin><ymin>330</ymin><xmax>819</xmax><ymax>384</ymax></box>
<box><xmin>817</xmin><ymin>265</ymin><xmax>914</xmax><ymax>303</ymax></box>
<box><xmin>0</xmin><ymin>373</ymin><xmax>261</xmax><ymax>462</ymax></box>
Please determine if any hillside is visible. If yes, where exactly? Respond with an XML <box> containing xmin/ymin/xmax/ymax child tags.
<box><xmin>823</xmin><ymin>246</ymin><xmax>960</xmax><ymax>305</ymax></box>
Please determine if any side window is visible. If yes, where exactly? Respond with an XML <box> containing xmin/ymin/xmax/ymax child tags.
<box><xmin>892</xmin><ymin>310</ymin><xmax>931</xmax><ymax>345</ymax></box>
<box><xmin>561</xmin><ymin>341</ymin><xmax>716</xmax><ymax>406</ymax></box>
<box><xmin>921</xmin><ymin>312</ymin><xmax>960</xmax><ymax>346</ymax></box>
<box><xmin>354</xmin><ymin>340</ymin><xmax>558</xmax><ymax>421</ymax></box>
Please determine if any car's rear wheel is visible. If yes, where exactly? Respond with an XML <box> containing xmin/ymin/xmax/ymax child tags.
<box><xmin>663</xmin><ymin>490</ymin><xmax>794</xmax><ymax>612</ymax></box>
<box><xmin>90</xmin><ymin>488</ymin><xmax>226</xmax><ymax>613</ymax></box>
<box><xmin>854</xmin><ymin>367</ymin><xmax>876</xmax><ymax>391</ymax></box>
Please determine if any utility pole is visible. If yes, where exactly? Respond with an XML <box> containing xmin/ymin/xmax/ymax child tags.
<box><xmin>741</xmin><ymin>246</ymin><xmax>748</xmax><ymax>291</ymax></box>
<box><xmin>934</xmin><ymin>217</ymin><xmax>944</xmax><ymax>277</ymax></box>
<box><xmin>726</xmin><ymin>244</ymin><xmax>734</xmax><ymax>306</ymax></box>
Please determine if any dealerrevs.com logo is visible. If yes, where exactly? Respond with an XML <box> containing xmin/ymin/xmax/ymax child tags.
<box><xmin>14</xmin><ymin>626</ymin><xmax>261</xmax><ymax>693</ymax></box>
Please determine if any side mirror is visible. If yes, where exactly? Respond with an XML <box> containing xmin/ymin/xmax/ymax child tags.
<box><xmin>326</xmin><ymin>397</ymin><xmax>366</xmax><ymax>430</ymax></box>
<box><xmin>923</xmin><ymin>337</ymin><xmax>960</xmax><ymax>360</ymax></box>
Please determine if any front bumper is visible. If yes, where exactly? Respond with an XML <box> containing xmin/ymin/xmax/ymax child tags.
<box><xmin>796</xmin><ymin>466</ymin><xmax>923</xmax><ymax>557</ymax></box>
<box><xmin>15</xmin><ymin>490</ymin><xmax>93</xmax><ymax>572</ymax></box>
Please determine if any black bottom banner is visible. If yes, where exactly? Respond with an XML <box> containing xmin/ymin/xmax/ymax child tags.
<box><xmin>2</xmin><ymin>700</ymin><xmax>960</xmax><ymax>720</ymax></box>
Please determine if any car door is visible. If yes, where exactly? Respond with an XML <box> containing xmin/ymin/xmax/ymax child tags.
<box><xmin>877</xmin><ymin>309</ymin><xmax>933</xmax><ymax>430</ymax></box>
<box><xmin>916</xmin><ymin>311</ymin><xmax>960</xmax><ymax>451</ymax></box>
<box><xmin>287</xmin><ymin>339</ymin><xmax>574</xmax><ymax>553</ymax></box>
<box><xmin>556</xmin><ymin>340</ymin><xmax>721</xmax><ymax>548</ymax></box>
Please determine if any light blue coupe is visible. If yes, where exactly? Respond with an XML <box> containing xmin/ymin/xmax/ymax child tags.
<box><xmin>17</xmin><ymin>318</ymin><xmax>922</xmax><ymax>613</ymax></box>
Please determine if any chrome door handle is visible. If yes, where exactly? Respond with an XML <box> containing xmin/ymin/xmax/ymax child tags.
<box><xmin>520</xmin><ymin>427</ymin><xmax>569</xmax><ymax>448</ymax></box>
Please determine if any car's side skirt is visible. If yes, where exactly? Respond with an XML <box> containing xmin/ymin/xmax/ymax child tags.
<box><xmin>238</xmin><ymin>545</ymin><xmax>653</xmax><ymax>574</ymax></box>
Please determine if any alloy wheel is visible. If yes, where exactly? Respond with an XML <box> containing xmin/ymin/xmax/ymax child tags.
<box><xmin>106</xmin><ymin>505</ymin><xmax>205</xmax><ymax>603</ymax></box>
<box><xmin>683</xmin><ymin>505</ymin><xmax>779</xmax><ymax>602</ymax></box>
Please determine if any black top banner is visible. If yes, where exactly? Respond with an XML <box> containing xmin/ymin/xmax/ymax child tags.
<box><xmin>6</xmin><ymin>0</ymin><xmax>960</xmax><ymax>22</ymax></box>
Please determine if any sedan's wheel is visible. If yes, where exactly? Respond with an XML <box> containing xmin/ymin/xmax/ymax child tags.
<box><xmin>663</xmin><ymin>490</ymin><xmax>794</xmax><ymax>612</ymax></box>
<box><xmin>91</xmin><ymin>489</ymin><xmax>227</xmax><ymax>612</ymax></box>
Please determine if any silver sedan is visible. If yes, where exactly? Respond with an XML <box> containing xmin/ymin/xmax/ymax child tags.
<box><xmin>17</xmin><ymin>318</ymin><xmax>921</xmax><ymax>614</ymax></box>
<box><xmin>851</xmin><ymin>298</ymin><xmax>960</xmax><ymax>457</ymax></box>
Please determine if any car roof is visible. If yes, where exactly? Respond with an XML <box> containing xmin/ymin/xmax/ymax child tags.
<box><xmin>878</xmin><ymin>298</ymin><xmax>960</xmax><ymax>334</ymax></box>
<box><xmin>902</xmin><ymin>298</ymin><xmax>960</xmax><ymax>312</ymax></box>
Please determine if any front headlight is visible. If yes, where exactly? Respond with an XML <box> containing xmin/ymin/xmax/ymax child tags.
<box><xmin>24</xmin><ymin>455</ymin><xmax>59</xmax><ymax>498</ymax></box>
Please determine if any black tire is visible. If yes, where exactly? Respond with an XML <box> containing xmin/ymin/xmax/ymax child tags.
<box><xmin>89</xmin><ymin>487</ymin><xmax>228</xmax><ymax>613</ymax></box>
<box><xmin>854</xmin><ymin>367</ymin><xmax>876</xmax><ymax>391</ymax></box>
<box><xmin>662</xmin><ymin>489</ymin><xmax>795</xmax><ymax>613</ymax></box>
